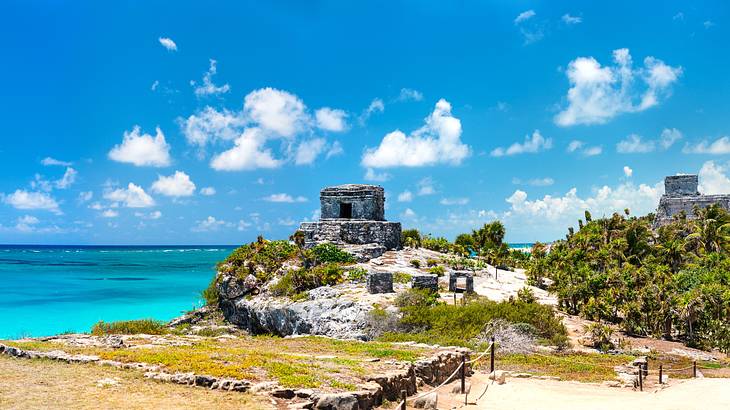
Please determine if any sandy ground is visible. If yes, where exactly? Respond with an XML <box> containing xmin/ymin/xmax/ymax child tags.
<box><xmin>0</xmin><ymin>355</ymin><xmax>273</xmax><ymax>410</ymax></box>
<box><xmin>437</xmin><ymin>373</ymin><xmax>730</xmax><ymax>410</ymax></box>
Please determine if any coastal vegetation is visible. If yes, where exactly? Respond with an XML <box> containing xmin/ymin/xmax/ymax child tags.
<box><xmin>91</xmin><ymin>319</ymin><xmax>167</xmax><ymax>336</ymax></box>
<box><xmin>374</xmin><ymin>288</ymin><xmax>568</xmax><ymax>349</ymax></box>
<box><xmin>528</xmin><ymin>205</ymin><xmax>730</xmax><ymax>353</ymax></box>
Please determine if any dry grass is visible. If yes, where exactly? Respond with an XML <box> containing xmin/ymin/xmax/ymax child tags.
<box><xmin>3</xmin><ymin>335</ymin><xmax>428</xmax><ymax>390</ymax></box>
<box><xmin>495</xmin><ymin>352</ymin><xmax>635</xmax><ymax>383</ymax></box>
<box><xmin>0</xmin><ymin>354</ymin><xmax>272</xmax><ymax>410</ymax></box>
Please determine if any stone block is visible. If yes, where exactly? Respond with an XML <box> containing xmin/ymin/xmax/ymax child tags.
<box><xmin>367</xmin><ymin>272</ymin><xmax>393</xmax><ymax>294</ymax></box>
<box><xmin>411</xmin><ymin>275</ymin><xmax>438</xmax><ymax>292</ymax></box>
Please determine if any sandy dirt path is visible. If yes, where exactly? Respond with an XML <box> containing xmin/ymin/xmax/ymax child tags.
<box><xmin>438</xmin><ymin>374</ymin><xmax>730</xmax><ymax>410</ymax></box>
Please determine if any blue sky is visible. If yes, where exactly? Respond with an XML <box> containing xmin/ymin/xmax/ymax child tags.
<box><xmin>2</xmin><ymin>0</ymin><xmax>730</xmax><ymax>245</ymax></box>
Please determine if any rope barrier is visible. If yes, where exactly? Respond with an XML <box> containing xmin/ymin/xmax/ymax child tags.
<box><xmin>465</xmin><ymin>342</ymin><xmax>494</xmax><ymax>364</ymax></box>
<box><xmin>407</xmin><ymin>360</ymin><xmax>464</xmax><ymax>401</ymax></box>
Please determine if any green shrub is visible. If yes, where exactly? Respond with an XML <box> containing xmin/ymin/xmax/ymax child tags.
<box><xmin>517</xmin><ymin>287</ymin><xmax>536</xmax><ymax>303</ymax></box>
<box><xmin>401</xmin><ymin>229</ymin><xmax>422</xmax><ymax>248</ymax></box>
<box><xmin>311</xmin><ymin>242</ymin><xmax>356</xmax><ymax>264</ymax></box>
<box><xmin>426</xmin><ymin>259</ymin><xmax>439</xmax><ymax>267</ymax></box>
<box><xmin>410</xmin><ymin>259</ymin><xmax>421</xmax><ymax>268</ymax></box>
<box><xmin>421</xmin><ymin>235</ymin><xmax>452</xmax><ymax>253</ymax></box>
<box><xmin>428</xmin><ymin>266</ymin><xmax>446</xmax><ymax>276</ymax></box>
<box><xmin>201</xmin><ymin>275</ymin><xmax>220</xmax><ymax>306</ymax></box>
<box><xmin>271</xmin><ymin>263</ymin><xmax>345</xmax><ymax>297</ymax></box>
<box><xmin>347</xmin><ymin>267</ymin><xmax>368</xmax><ymax>282</ymax></box>
<box><xmin>91</xmin><ymin>319</ymin><xmax>166</xmax><ymax>336</ymax></box>
<box><xmin>381</xmin><ymin>298</ymin><xmax>567</xmax><ymax>348</ymax></box>
<box><xmin>393</xmin><ymin>272</ymin><xmax>412</xmax><ymax>284</ymax></box>
<box><xmin>395</xmin><ymin>288</ymin><xmax>440</xmax><ymax>309</ymax></box>
<box><xmin>219</xmin><ymin>239</ymin><xmax>297</xmax><ymax>282</ymax></box>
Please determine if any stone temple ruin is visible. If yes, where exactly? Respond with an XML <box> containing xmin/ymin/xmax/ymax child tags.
<box><xmin>298</xmin><ymin>184</ymin><xmax>402</xmax><ymax>261</ymax></box>
<box><xmin>654</xmin><ymin>174</ymin><xmax>730</xmax><ymax>227</ymax></box>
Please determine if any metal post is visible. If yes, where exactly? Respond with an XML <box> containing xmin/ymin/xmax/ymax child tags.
<box><xmin>461</xmin><ymin>355</ymin><xmax>466</xmax><ymax>394</ymax></box>
<box><xmin>693</xmin><ymin>361</ymin><xmax>697</xmax><ymax>378</ymax></box>
<box><xmin>490</xmin><ymin>336</ymin><xmax>495</xmax><ymax>373</ymax></box>
<box><xmin>638</xmin><ymin>365</ymin><xmax>643</xmax><ymax>391</ymax></box>
<box><xmin>400</xmin><ymin>390</ymin><xmax>407</xmax><ymax>410</ymax></box>
<box><xmin>659</xmin><ymin>364</ymin><xmax>663</xmax><ymax>384</ymax></box>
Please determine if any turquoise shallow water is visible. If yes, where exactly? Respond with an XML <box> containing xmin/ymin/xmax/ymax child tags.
<box><xmin>0</xmin><ymin>245</ymin><xmax>235</xmax><ymax>339</ymax></box>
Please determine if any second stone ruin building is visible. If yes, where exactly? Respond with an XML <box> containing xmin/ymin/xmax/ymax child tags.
<box><xmin>298</xmin><ymin>184</ymin><xmax>402</xmax><ymax>261</ymax></box>
<box><xmin>654</xmin><ymin>174</ymin><xmax>730</xmax><ymax>227</ymax></box>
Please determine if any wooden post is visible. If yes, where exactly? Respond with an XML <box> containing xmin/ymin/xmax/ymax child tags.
<box><xmin>693</xmin><ymin>361</ymin><xmax>697</xmax><ymax>378</ymax></box>
<box><xmin>659</xmin><ymin>364</ymin><xmax>663</xmax><ymax>384</ymax></box>
<box><xmin>644</xmin><ymin>360</ymin><xmax>649</xmax><ymax>377</ymax></box>
<box><xmin>400</xmin><ymin>390</ymin><xmax>407</xmax><ymax>410</ymax></box>
<box><xmin>638</xmin><ymin>365</ymin><xmax>643</xmax><ymax>391</ymax></box>
<box><xmin>460</xmin><ymin>355</ymin><xmax>466</xmax><ymax>394</ymax></box>
<box><xmin>490</xmin><ymin>336</ymin><xmax>495</xmax><ymax>373</ymax></box>
<box><xmin>453</xmin><ymin>292</ymin><xmax>456</xmax><ymax>305</ymax></box>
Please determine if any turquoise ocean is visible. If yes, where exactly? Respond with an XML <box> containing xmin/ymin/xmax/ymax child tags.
<box><xmin>0</xmin><ymin>245</ymin><xmax>235</xmax><ymax>339</ymax></box>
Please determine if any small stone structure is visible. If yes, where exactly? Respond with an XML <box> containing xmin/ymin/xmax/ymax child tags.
<box><xmin>367</xmin><ymin>272</ymin><xmax>394</xmax><ymax>294</ymax></box>
<box><xmin>654</xmin><ymin>175</ymin><xmax>730</xmax><ymax>227</ymax></box>
<box><xmin>298</xmin><ymin>184</ymin><xmax>401</xmax><ymax>261</ymax></box>
<box><xmin>411</xmin><ymin>275</ymin><xmax>438</xmax><ymax>292</ymax></box>
<box><xmin>448</xmin><ymin>272</ymin><xmax>474</xmax><ymax>293</ymax></box>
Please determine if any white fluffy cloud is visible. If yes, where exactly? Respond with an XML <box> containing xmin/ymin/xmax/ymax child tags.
<box><xmin>295</xmin><ymin>138</ymin><xmax>327</xmax><ymax>165</ymax></box>
<box><xmin>263</xmin><ymin>193</ymin><xmax>307</xmax><ymax>203</ymax></box>
<box><xmin>199</xmin><ymin>187</ymin><xmax>216</xmax><ymax>196</ymax></box>
<box><xmin>2</xmin><ymin>190</ymin><xmax>61</xmax><ymax>214</ymax></box>
<box><xmin>192</xmin><ymin>216</ymin><xmax>226</xmax><ymax>232</ymax></box>
<box><xmin>192</xmin><ymin>59</ymin><xmax>230</xmax><ymax>97</ymax></box>
<box><xmin>41</xmin><ymin>157</ymin><xmax>72</xmax><ymax>166</ymax></box>
<box><xmin>315</xmin><ymin>108</ymin><xmax>348</xmax><ymax>132</ymax></box>
<box><xmin>562</xmin><ymin>14</ymin><xmax>582</xmax><ymax>24</ymax></box>
<box><xmin>108</xmin><ymin>126</ymin><xmax>171</xmax><ymax>167</ymax></box>
<box><xmin>698</xmin><ymin>161</ymin><xmax>730</xmax><ymax>194</ymax></box>
<box><xmin>491</xmin><ymin>130</ymin><xmax>552</xmax><ymax>157</ymax></box>
<box><xmin>567</xmin><ymin>140</ymin><xmax>602</xmax><ymax>156</ymax></box>
<box><xmin>179</xmin><ymin>106</ymin><xmax>245</xmax><ymax>146</ymax></box>
<box><xmin>104</xmin><ymin>183</ymin><xmax>155</xmax><ymax>208</ymax></box>
<box><xmin>210</xmin><ymin>128</ymin><xmax>282</xmax><ymax>171</ymax></box>
<box><xmin>362</xmin><ymin>99</ymin><xmax>469</xmax><ymax>168</ymax></box>
<box><xmin>151</xmin><ymin>171</ymin><xmax>196</xmax><ymax>197</ymax></box>
<box><xmin>398</xmin><ymin>88</ymin><xmax>423</xmax><ymax>102</ymax></box>
<box><xmin>244</xmin><ymin>88</ymin><xmax>308</xmax><ymax>137</ymax></box>
<box><xmin>101</xmin><ymin>209</ymin><xmax>119</xmax><ymax>218</ymax></box>
<box><xmin>440</xmin><ymin>197</ymin><xmax>469</xmax><ymax>205</ymax></box>
<box><xmin>617</xmin><ymin>134</ymin><xmax>655</xmax><ymax>153</ymax></box>
<box><xmin>617</xmin><ymin>128</ymin><xmax>682</xmax><ymax>153</ymax></box>
<box><xmin>364</xmin><ymin>168</ymin><xmax>390</xmax><ymax>182</ymax></box>
<box><xmin>181</xmin><ymin>88</ymin><xmax>346</xmax><ymax>170</ymax></box>
<box><xmin>514</xmin><ymin>10</ymin><xmax>536</xmax><ymax>23</ymax></box>
<box><xmin>397</xmin><ymin>191</ymin><xmax>413</xmax><ymax>202</ymax></box>
<box><xmin>555</xmin><ymin>49</ymin><xmax>682</xmax><ymax>126</ymax></box>
<box><xmin>158</xmin><ymin>37</ymin><xmax>177</xmax><ymax>51</ymax></box>
<box><xmin>135</xmin><ymin>210</ymin><xmax>162</xmax><ymax>220</ymax></box>
<box><xmin>359</xmin><ymin>98</ymin><xmax>385</xmax><ymax>125</ymax></box>
<box><xmin>682</xmin><ymin>136</ymin><xmax>730</xmax><ymax>154</ymax></box>
<box><xmin>504</xmin><ymin>180</ymin><xmax>663</xmax><ymax>239</ymax></box>
<box><xmin>623</xmin><ymin>166</ymin><xmax>633</xmax><ymax>177</ymax></box>
<box><xmin>417</xmin><ymin>177</ymin><xmax>436</xmax><ymax>196</ymax></box>
<box><xmin>55</xmin><ymin>167</ymin><xmax>77</xmax><ymax>189</ymax></box>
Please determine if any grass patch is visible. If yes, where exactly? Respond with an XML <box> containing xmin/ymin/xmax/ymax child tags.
<box><xmin>496</xmin><ymin>353</ymin><xmax>634</xmax><ymax>383</ymax></box>
<box><xmin>379</xmin><ymin>298</ymin><xmax>568</xmax><ymax>349</ymax></box>
<box><xmin>91</xmin><ymin>319</ymin><xmax>167</xmax><ymax>336</ymax></box>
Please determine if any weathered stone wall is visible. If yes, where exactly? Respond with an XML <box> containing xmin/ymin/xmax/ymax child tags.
<box><xmin>665</xmin><ymin>175</ymin><xmax>699</xmax><ymax>197</ymax></box>
<box><xmin>299</xmin><ymin>220</ymin><xmax>401</xmax><ymax>250</ymax></box>
<box><xmin>320</xmin><ymin>184</ymin><xmax>385</xmax><ymax>221</ymax></box>
<box><xmin>655</xmin><ymin>194</ymin><xmax>730</xmax><ymax>226</ymax></box>
<box><xmin>654</xmin><ymin>175</ymin><xmax>730</xmax><ymax>227</ymax></box>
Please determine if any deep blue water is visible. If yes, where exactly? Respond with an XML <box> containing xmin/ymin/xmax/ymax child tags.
<box><xmin>0</xmin><ymin>245</ymin><xmax>236</xmax><ymax>339</ymax></box>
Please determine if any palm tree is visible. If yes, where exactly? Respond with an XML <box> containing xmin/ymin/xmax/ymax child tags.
<box><xmin>686</xmin><ymin>204</ymin><xmax>730</xmax><ymax>254</ymax></box>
